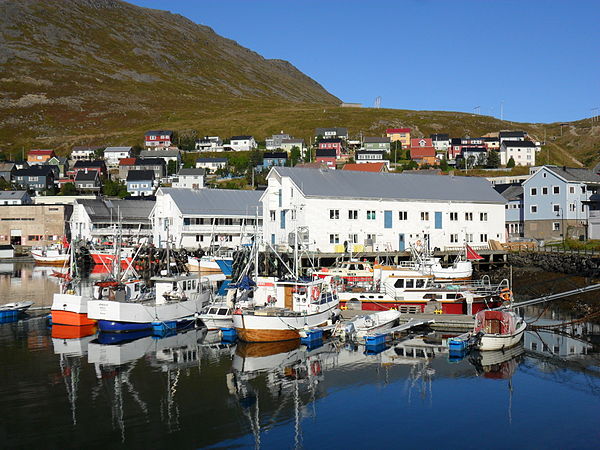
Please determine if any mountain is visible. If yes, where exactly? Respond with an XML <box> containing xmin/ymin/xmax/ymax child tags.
<box><xmin>0</xmin><ymin>0</ymin><xmax>598</xmax><ymax>168</ymax></box>
<box><xmin>0</xmin><ymin>0</ymin><xmax>338</xmax><ymax>152</ymax></box>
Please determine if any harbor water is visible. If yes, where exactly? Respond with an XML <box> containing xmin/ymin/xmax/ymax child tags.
<box><xmin>0</xmin><ymin>264</ymin><xmax>599</xmax><ymax>448</ymax></box>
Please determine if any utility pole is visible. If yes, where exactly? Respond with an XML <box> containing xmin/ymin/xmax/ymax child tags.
<box><xmin>500</xmin><ymin>101</ymin><xmax>504</xmax><ymax>121</ymax></box>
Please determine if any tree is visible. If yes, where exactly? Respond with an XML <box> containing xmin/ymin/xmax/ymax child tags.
<box><xmin>391</xmin><ymin>140</ymin><xmax>402</xmax><ymax>165</ymax></box>
<box><xmin>487</xmin><ymin>149</ymin><xmax>500</xmax><ymax>168</ymax></box>
<box><xmin>177</xmin><ymin>130</ymin><xmax>198</xmax><ymax>151</ymax></box>
<box><xmin>476</xmin><ymin>152</ymin><xmax>487</xmax><ymax>167</ymax></box>
<box><xmin>507</xmin><ymin>156</ymin><xmax>516</xmax><ymax>168</ymax></box>
<box><xmin>289</xmin><ymin>146</ymin><xmax>301</xmax><ymax>167</ymax></box>
<box><xmin>59</xmin><ymin>182</ymin><xmax>77</xmax><ymax>196</ymax></box>
<box><xmin>94</xmin><ymin>147</ymin><xmax>105</xmax><ymax>159</ymax></box>
<box><xmin>131</xmin><ymin>145</ymin><xmax>143</xmax><ymax>156</ymax></box>
<box><xmin>439</xmin><ymin>158</ymin><xmax>449</xmax><ymax>172</ymax></box>
<box><xmin>0</xmin><ymin>177</ymin><xmax>12</xmax><ymax>190</ymax></box>
<box><xmin>167</xmin><ymin>160</ymin><xmax>179</xmax><ymax>175</ymax></box>
<box><xmin>102</xmin><ymin>179</ymin><xmax>128</xmax><ymax>198</ymax></box>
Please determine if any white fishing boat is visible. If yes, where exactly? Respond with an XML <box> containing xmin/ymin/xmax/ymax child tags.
<box><xmin>197</xmin><ymin>301</ymin><xmax>234</xmax><ymax>330</ymax></box>
<box><xmin>472</xmin><ymin>310</ymin><xmax>527</xmax><ymax>351</ymax></box>
<box><xmin>232</xmin><ymin>277</ymin><xmax>340</xmax><ymax>342</ymax></box>
<box><xmin>340</xmin><ymin>310</ymin><xmax>401</xmax><ymax>340</ymax></box>
<box><xmin>31</xmin><ymin>244</ymin><xmax>70</xmax><ymax>266</ymax></box>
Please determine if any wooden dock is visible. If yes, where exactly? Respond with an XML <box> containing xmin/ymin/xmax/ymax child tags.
<box><xmin>341</xmin><ymin>309</ymin><xmax>474</xmax><ymax>332</ymax></box>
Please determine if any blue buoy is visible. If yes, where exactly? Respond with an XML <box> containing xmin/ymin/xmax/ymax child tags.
<box><xmin>221</xmin><ymin>327</ymin><xmax>237</xmax><ymax>342</ymax></box>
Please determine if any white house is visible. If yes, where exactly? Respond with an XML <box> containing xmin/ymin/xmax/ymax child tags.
<box><xmin>70</xmin><ymin>198</ymin><xmax>154</xmax><ymax>243</ymax></box>
<box><xmin>196</xmin><ymin>157</ymin><xmax>227</xmax><ymax>172</ymax></box>
<box><xmin>104</xmin><ymin>146</ymin><xmax>133</xmax><ymax>167</ymax></box>
<box><xmin>152</xmin><ymin>188</ymin><xmax>263</xmax><ymax>249</ymax></box>
<box><xmin>430</xmin><ymin>134</ymin><xmax>451</xmax><ymax>153</ymax></box>
<box><xmin>499</xmin><ymin>131</ymin><xmax>526</xmax><ymax>144</ymax></box>
<box><xmin>71</xmin><ymin>146</ymin><xmax>101</xmax><ymax>161</ymax></box>
<box><xmin>261</xmin><ymin>167</ymin><xmax>506</xmax><ymax>253</ymax></box>
<box><xmin>195</xmin><ymin>136</ymin><xmax>223</xmax><ymax>152</ymax></box>
<box><xmin>500</xmin><ymin>141</ymin><xmax>538</xmax><ymax>166</ymax></box>
<box><xmin>280</xmin><ymin>138</ymin><xmax>307</xmax><ymax>157</ymax></box>
<box><xmin>0</xmin><ymin>191</ymin><xmax>32</xmax><ymax>205</ymax></box>
<box><xmin>229</xmin><ymin>136</ymin><xmax>257</xmax><ymax>152</ymax></box>
<box><xmin>172</xmin><ymin>168</ymin><xmax>205</xmax><ymax>189</ymax></box>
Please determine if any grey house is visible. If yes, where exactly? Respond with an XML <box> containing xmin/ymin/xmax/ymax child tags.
<box><xmin>14</xmin><ymin>166</ymin><xmax>55</xmax><ymax>193</ymax></box>
<box><xmin>75</xmin><ymin>170</ymin><xmax>102</xmax><ymax>192</ymax></box>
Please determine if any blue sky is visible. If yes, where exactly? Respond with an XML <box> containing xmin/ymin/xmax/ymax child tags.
<box><xmin>130</xmin><ymin>0</ymin><xmax>599</xmax><ymax>124</ymax></box>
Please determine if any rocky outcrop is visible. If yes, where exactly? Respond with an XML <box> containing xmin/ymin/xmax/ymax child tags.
<box><xmin>508</xmin><ymin>251</ymin><xmax>600</xmax><ymax>277</ymax></box>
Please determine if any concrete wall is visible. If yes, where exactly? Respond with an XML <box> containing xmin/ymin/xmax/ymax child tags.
<box><xmin>0</xmin><ymin>204</ymin><xmax>69</xmax><ymax>246</ymax></box>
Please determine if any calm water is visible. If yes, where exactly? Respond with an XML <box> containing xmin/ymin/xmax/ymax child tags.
<box><xmin>1</xmin><ymin>265</ymin><xmax>599</xmax><ymax>449</ymax></box>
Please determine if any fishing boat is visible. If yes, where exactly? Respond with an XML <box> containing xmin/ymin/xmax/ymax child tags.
<box><xmin>89</xmin><ymin>246</ymin><xmax>135</xmax><ymax>270</ymax></box>
<box><xmin>312</xmin><ymin>259</ymin><xmax>374</xmax><ymax>283</ymax></box>
<box><xmin>0</xmin><ymin>301</ymin><xmax>34</xmax><ymax>314</ymax></box>
<box><xmin>197</xmin><ymin>301</ymin><xmax>234</xmax><ymax>330</ymax></box>
<box><xmin>31</xmin><ymin>243</ymin><xmax>70</xmax><ymax>266</ymax></box>
<box><xmin>87</xmin><ymin>272</ymin><xmax>213</xmax><ymax>333</ymax></box>
<box><xmin>339</xmin><ymin>310</ymin><xmax>401</xmax><ymax>341</ymax></box>
<box><xmin>232</xmin><ymin>277</ymin><xmax>340</xmax><ymax>342</ymax></box>
<box><xmin>472</xmin><ymin>310</ymin><xmax>527</xmax><ymax>351</ymax></box>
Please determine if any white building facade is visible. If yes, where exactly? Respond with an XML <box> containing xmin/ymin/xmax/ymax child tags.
<box><xmin>104</xmin><ymin>146</ymin><xmax>133</xmax><ymax>167</ymax></box>
<box><xmin>152</xmin><ymin>188</ymin><xmax>263</xmax><ymax>249</ymax></box>
<box><xmin>172</xmin><ymin>168</ymin><xmax>205</xmax><ymax>189</ymax></box>
<box><xmin>262</xmin><ymin>167</ymin><xmax>506</xmax><ymax>253</ymax></box>
<box><xmin>500</xmin><ymin>141</ymin><xmax>538</xmax><ymax>166</ymax></box>
<box><xmin>229</xmin><ymin>136</ymin><xmax>257</xmax><ymax>152</ymax></box>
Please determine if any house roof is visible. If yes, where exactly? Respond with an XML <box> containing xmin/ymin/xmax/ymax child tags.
<box><xmin>0</xmin><ymin>162</ymin><xmax>16</xmax><ymax>171</ymax></box>
<box><xmin>543</xmin><ymin>166</ymin><xmax>600</xmax><ymax>184</ymax></box>
<box><xmin>494</xmin><ymin>183</ymin><xmax>523</xmax><ymax>201</ymax></box>
<box><xmin>73</xmin><ymin>160</ymin><xmax>106</xmax><ymax>168</ymax></box>
<box><xmin>501</xmin><ymin>141</ymin><xmax>537</xmax><ymax>148</ymax></box>
<box><xmin>160</xmin><ymin>188</ymin><xmax>263</xmax><ymax>216</ymax></box>
<box><xmin>75</xmin><ymin>171</ymin><xmax>99</xmax><ymax>181</ymax></box>
<box><xmin>15</xmin><ymin>166</ymin><xmax>55</xmax><ymax>177</ymax></box>
<box><xmin>316</xmin><ymin>148</ymin><xmax>337</xmax><ymax>157</ymax></box>
<box><xmin>462</xmin><ymin>147</ymin><xmax>487</xmax><ymax>152</ymax></box>
<box><xmin>145</xmin><ymin>130</ymin><xmax>173</xmax><ymax>136</ymax></box>
<box><xmin>499</xmin><ymin>131</ymin><xmax>526</xmax><ymax>138</ymax></box>
<box><xmin>104</xmin><ymin>146</ymin><xmax>133</xmax><ymax>153</ymax></box>
<box><xmin>264</xmin><ymin>152</ymin><xmax>288</xmax><ymax>159</ymax></box>
<box><xmin>411</xmin><ymin>138</ymin><xmax>434</xmax><ymax>147</ymax></box>
<box><xmin>72</xmin><ymin>145</ymin><xmax>103</xmax><ymax>152</ymax></box>
<box><xmin>136</xmin><ymin>157</ymin><xmax>165</xmax><ymax>166</ymax></box>
<box><xmin>48</xmin><ymin>156</ymin><xmax>68</xmax><ymax>164</ymax></box>
<box><xmin>386</xmin><ymin>128</ymin><xmax>411</xmax><ymax>134</ymax></box>
<box><xmin>76</xmin><ymin>198</ymin><xmax>154</xmax><ymax>222</ymax></box>
<box><xmin>430</xmin><ymin>134</ymin><xmax>450</xmax><ymax>141</ymax></box>
<box><xmin>139</xmin><ymin>149</ymin><xmax>180</xmax><ymax>158</ymax></box>
<box><xmin>177</xmin><ymin>168</ymin><xmax>205</xmax><ymax>176</ymax></box>
<box><xmin>119</xmin><ymin>157</ymin><xmax>138</xmax><ymax>166</ymax></box>
<box><xmin>356</xmin><ymin>150</ymin><xmax>384</xmax><ymax>157</ymax></box>
<box><xmin>315</xmin><ymin>127</ymin><xmax>348</xmax><ymax>136</ymax></box>
<box><xmin>230</xmin><ymin>135</ymin><xmax>253</xmax><ymax>141</ymax></box>
<box><xmin>410</xmin><ymin>147</ymin><xmax>436</xmax><ymax>158</ymax></box>
<box><xmin>0</xmin><ymin>191</ymin><xmax>28</xmax><ymax>200</ymax></box>
<box><xmin>281</xmin><ymin>138</ymin><xmax>305</xmax><ymax>145</ymax></box>
<box><xmin>319</xmin><ymin>138</ymin><xmax>342</xmax><ymax>144</ymax></box>
<box><xmin>196</xmin><ymin>157</ymin><xmax>228</xmax><ymax>163</ymax></box>
<box><xmin>363</xmin><ymin>137</ymin><xmax>390</xmax><ymax>144</ymax></box>
<box><xmin>28</xmin><ymin>149</ymin><xmax>54</xmax><ymax>156</ymax></box>
<box><xmin>270</xmin><ymin>167</ymin><xmax>506</xmax><ymax>204</ymax></box>
<box><xmin>342</xmin><ymin>163</ymin><xmax>386</xmax><ymax>173</ymax></box>
<box><xmin>127</xmin><ymin>170</ymin><xmax>155</xmax><ymax>181</ymax></box>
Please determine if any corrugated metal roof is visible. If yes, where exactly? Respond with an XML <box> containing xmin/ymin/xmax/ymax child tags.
<box><xmin>77</xmin><ymin>199</ymin><xmax>154</xmax><ymax>221</ymax></box>
<box><xmin>104</xmin><ymin>146</ymin><xmax>132</xmax><ymax>152</ymax></box>
<box><xmin>271</xmin><ymin>167</ymin><xmax>506</xmax><ymax>204</ymax></box>
<box><xmin>161</xmin><ymin>188</ymin><xmax>263</xmax><ymax>216</ymax></box>
<box><xmin>545</xmin><ymin>166</ymin><xmax>600</xmax><ymax>184</ymax></box>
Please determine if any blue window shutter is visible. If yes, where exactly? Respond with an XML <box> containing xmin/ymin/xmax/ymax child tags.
<box><xmin>271</xmin><ymin>234</ymin><xmax>275</xmax><ymax>244</ymax></box>
<box><xmin>398</xmin><ymin>233</ymin><xmax>405</xmax><ymax>251</ymax></box>
<box><xmin>435</xmin><ymin>211</ymin><xmax>442</xmax><ymax>229</ymax></box>
<box><xmin>384</xmin><ymin>210</ymin><xmax>392</xmax><ymax>228</ymax></box>
<box><xmin>280</xmin><ymin>210</ymin><xmax>286</xmax><ymax>229</ymax></box>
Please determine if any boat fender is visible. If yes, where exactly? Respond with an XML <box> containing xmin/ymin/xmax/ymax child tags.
<box><xmin>312</xmin><ymin>287</ymin><xmax>320</xmax><ymax>301</ymax></box>
<box><xmin>311</xmin><ymin>361</ymin><xmax>321</xmax><ymax>376</ymax></box>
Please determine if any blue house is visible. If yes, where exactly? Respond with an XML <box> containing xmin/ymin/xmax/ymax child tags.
<box><xmin>126</xmin><ymin>170</ymin><xmax>155</xmax><ymax>197</ymax></box>
<box><xmin>522</xmin><ymin>165</ymin><xmax>600</xmax><ymax>241</ymax></box>
<box><xmin>494</xmin><ymin>184</ymin><xmax>524</xmax><ymax>238</ymax></box>
<box><xmin>13</xmin><ymin>166</ymin><xmax>55</xmax><ymax>193</ymax></box>
<box><xmin>260</xmin><ymin>152</ymin><xmax>288</xmax><ymax>169</ymax></box>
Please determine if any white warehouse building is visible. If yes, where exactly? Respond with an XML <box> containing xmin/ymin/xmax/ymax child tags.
<box><xmin>152</xmin><ymin>188</ymin><xmax>263</xmax><ymax>250</ymax></box>
<box><xmin>262</xmin><ymin>167</ymin><xmax>506</xmax><ymax>253</ymax></box>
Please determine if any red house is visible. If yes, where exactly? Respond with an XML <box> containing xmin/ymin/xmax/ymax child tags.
<box><xmin>410</xmin><ymin>138</ymin><xmax>437</xmax><ymax>165</ymax></box>
<box><xmin>315</xmin><ymin>149</ymin><xmax>337</xmax><ymax>168</ymax></box>
<box><xmin>318</xmin><ymin>138</ymin><xmax>343</xmax><ymax>158</ymax></box>
<box><xmin>144</xmin><ymin>130</ymin><xmax>173</xmax><ymax>149</ymax></box>
<box><xmin>67</xmin><ymin>160</ymin><xmax>108</xmax><ymax>178</ymax></box>
<box><xmin>27</xmin><ymin>149</ymin><xmax>55</xmax><ymax>165</ymax></box>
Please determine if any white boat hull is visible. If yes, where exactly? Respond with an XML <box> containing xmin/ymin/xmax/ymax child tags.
<box><xmin>476</xmin><ymin>322</ymin><xmax>527</xmax><ymax>351</ymax></box>
<box><xmin>199</xmin><ymin>315</ymin><xmax>234</xmax><ymax>330</ymax></box>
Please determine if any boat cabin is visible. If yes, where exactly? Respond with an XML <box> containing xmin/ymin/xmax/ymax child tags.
<box><xmin>152</xmin><ymin>274</ymin><xmax>209</xmax><ymax>304</ymax></box>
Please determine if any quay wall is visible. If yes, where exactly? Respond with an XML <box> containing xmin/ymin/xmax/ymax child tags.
<box><xmin>507</xmin><ymin>251</ymin><xmax>600</xmax><ymax>277</ymax></box>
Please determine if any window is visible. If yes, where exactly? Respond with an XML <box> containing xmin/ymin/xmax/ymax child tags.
<box><xmin>480</xmin><ymin>233</ymin><xmax>488</xmax><ymax>242</ymax></box>
<box><xmin>398</xmin><ymin>211</ymin><xmax>407</xmax><ymax>220</ymax></box>
<box><xmin>450</xmin><ymin>234</ymin><xmax>459</xmax><ymax>243</ymax></box>
<box><xmin>405</xmin><ymin>279</ymin><xmax>414</xmax><ymax>288</ymax></box>
<box><xmin>420</xmin><ymin>212</ymin><xmax>429</xmax><ymax>221</ymax></box>
<box><xmin>465</xmin><ymin>212</ymin><xmax>473</xmax><ymax>221</ymax></box>
<box><xmin>466</xmin><ymin>233</ymin><xmax>473</xmax><ymax>243</ymax></box>
<box><xmin>329</xmin><ymin>209</ymin><xmax>339</xmax><ymax>220</ymax></box>
<box><xmin>569</xmin><ymin>186</ymin><xmax>575</xmax><ymax>194</ymax></box>
<box><xmin>270</xmin><ymin>210</ymin><xmax>276</xmax><ymax>221</ymax></box>
<box><xmin>450</xmin><ymin>212</ymin><xmax>458</xmax><ymax>221</ymax></box>
<box><xmin>531</xmin><ymin>205</ymin><xmax>537</xmax><ymax>213</ymax></box>
<box><xmin>271</xmin><ymin>234</ymin><xmax>275</xmax><ymax>244</ymax></box>
<box><xmin>569</xmin><ymin>203</ymin><xmax>575</xmax><ymax>212</ymax></box>
<box><xmin>553</xmin><ymin>186</ymin><xmax>560</xmax><ymax>194</ymax></box>
<box><xmin>291</xmin><ymin>210</ymin><xmax>296</xmax><ymax>220</ymax></box>
<box><xmin>582</xmin><ymin>204</ymin><xmax>585</xmax><ymax>213</ymax></box>
<box><xmin>329</xmin><ymin>234</ymin><xmax>339</xmax><ymax>244</ymax></box>
<box><xmin>366</xmin><ymin>234</ymin><xmax>376</xmax><ymax>243</ymax></box>
<box><xmin>542</xmin><ymin>187</ymin><xmax>548</xmax><ymax>195</ymax></box>
<box><xmin>530</xmin><ymin>187</ymin><xmax>537</xmax><ymax>196</ymax></box>
<box><xmin>366</xmin><ymin>210</ymin><xmax>376</xmax><ymax>220</ymax></box>
<box><xmin>348</xmin><ymin>234</ymin><xmax>358</xmax><ymax>244</ymax></box>
<box><xmin>553</xmin><ymin>222</ymin><xmax>560</xmax><ymax>231</ymax></box>
<box><xmin>348</xmin><ymin>210</ymin><xmax>358</xmax><ymax>220</ymax></box>
<box><xmin>581</xmin><ymin>186</ymin><xmax>586</xmax><ymax>194</ymax></box>
<box><xmin>553</xmin><ymin>204</ymin><xmax>560</xmax><ymax>213</ymax></box>
<box><xmin>480</xmin><ymin>212</ymin><xmax>488</xmax><ymax>221</ymax></box>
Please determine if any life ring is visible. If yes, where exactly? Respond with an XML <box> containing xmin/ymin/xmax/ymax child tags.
<box><xmin>311</xmin><ymin>360</ymin><xmax>322</xmax><ymax>376</ymax></box>
<box><xmin>233</xmin><ymin>308</ymin><xmax>243</xmax><ymax>315</ymax></box>
<box><xmin>311</xmin><ymin>287</ymin><xmax>320</xmax><ymax>301</ymax></box>
<box><xmin>500</xmin><ymin>290</ymin><xmax>512</xmax><ymax>301</ymax></box>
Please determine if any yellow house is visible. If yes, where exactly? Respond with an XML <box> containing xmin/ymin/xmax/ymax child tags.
<box><xmin>386</xmin><ymin>128</ymin><xmax>411</xmax><ymax>148</ymax></box>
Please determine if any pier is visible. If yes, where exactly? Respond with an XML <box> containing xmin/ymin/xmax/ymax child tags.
<box><xmin>341</xmin><ymin>309</ymin><xmax>475</xmax><ymax>332</ymax></box>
